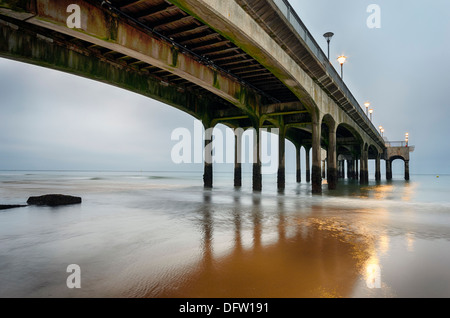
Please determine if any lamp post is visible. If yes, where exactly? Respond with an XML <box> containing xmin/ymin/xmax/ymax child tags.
<box><xmin>364</xmin><ymin>102</ymin><xmax>371</xmax><ymax>116</ymax></box>
<box><xmin>323</xmin><ymin>32</ymin><xmax>334</xmax><ymax>60</ymax></box>
<box><xmin>369</xmin><ymin>109</ymin><xmax>373</xmax><ymax>121</ymax></box>
<box><xmin>405</xmin><ymin>133</ymin><xmax>409</xmax><ymax>147</ymax></box>
<box><xmin>337</xmin><ymin>56</ymin><xmax>347</xmax><ymax>79</ymax></box>
<box><xmin>379</xmin><ymin>126</ymin><xmax>385</xmax><ymax>138</ymax></box>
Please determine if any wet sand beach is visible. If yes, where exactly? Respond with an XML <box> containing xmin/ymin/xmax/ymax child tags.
<box><xmin>1</xmin><ymin>171</ymin><xmax>450</xmax><ymax>298</ymax></box>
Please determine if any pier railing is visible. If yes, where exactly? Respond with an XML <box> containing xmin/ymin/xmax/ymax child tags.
<box><xmin>385</xmin><ymin>141</ymin><xmax>415</xmax><ymax>152</ymax></box>
<box><xmin>385</xmin><ymin>141</ymin><xmax>408</xmax><ymax>147</ymax></box>
<box><xmin>271</xmin><ymin>0</ymin><xmax>382</xmax><ymax>142</ymax></box>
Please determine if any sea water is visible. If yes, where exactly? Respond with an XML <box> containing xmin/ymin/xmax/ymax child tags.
<box><xmin>1</xmin><ymin>171</ymin><xmax>449</xmax><ymax>298</ymax></box>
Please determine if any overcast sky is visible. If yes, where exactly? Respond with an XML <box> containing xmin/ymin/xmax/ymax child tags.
<box><xmin>1</xmin><ymin>0</ymin><xmax>449</xmax><ymax>175</ymax></box>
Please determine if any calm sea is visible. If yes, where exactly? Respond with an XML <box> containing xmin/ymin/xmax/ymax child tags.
<box><xmin>1</xmin><ymin>170</ymin><xmax>450</xmax><ymax>298</ymax></box>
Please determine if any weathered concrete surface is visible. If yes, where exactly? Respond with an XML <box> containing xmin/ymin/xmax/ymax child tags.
<box><xmin>385</xmin><ymin>146</ymin><xmax>412</xmax><ymax>181</ymax></box>
<box><xmin>386</xmin><ymin>147</ymin><xmax>411</xmax><ymax>162</ymax></box>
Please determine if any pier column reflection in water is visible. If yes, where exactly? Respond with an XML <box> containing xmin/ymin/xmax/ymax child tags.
<box><xmin>154</xmin><ymin>190</ymin><xmax>373</xmax><ymax>298</ymax></box>
<box><xmin>201</xmin><ymin>191</ymin><xmax>214</xmax><ymax>269</ymax></box>
<box><xmin>232</xmin><ymin>192</ymin><xmax>243</xmax><ymax>253</ymax></box>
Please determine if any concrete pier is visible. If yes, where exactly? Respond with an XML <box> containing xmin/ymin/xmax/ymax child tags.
<box><xmin>305</xmin><ymin>147</ymin><xmax>311</xmax><ymax>183</ymax></box>
<box><xmin>253</xmin><ymin>128</ymin><xmax>262</xmax><ymax>192</ymax></box>
<box><xmin>405</xmin><ymin>160</ymin><xmax>410</xmax><ymax>181</ymax></box>
<box><xmin>386</xmin><ymin>160</ymin><xmax>393</xmax><ymax>181</ymax></box>
<box><xmin>322</xmin><ymin>160</ymin><xmax>326</xmax><ymax>179</ymax></box>
<box><xmin>0</xmin><ymin>0</ymin><xmax>415</xmax><ymax>195</ymax></box>
<box><xmin>203</xmin><ymin>125</ymin><xmax>213</xmax><ymax>189</ymax></box>
<box><xmin>385</xmin><ymin>145</ymin><xmax>413</xmax><ymax>181</ymax></box>
<box><xmin>277</xmin><ymin>127</ymin><xmax>286</xmax><ymax>191</ymax></box>
<box><xmin>347</xmin><ymin>160</ymin><xmax>353</xmax><ymax>179</ymax></box>
<box><xmin>360</xmin><ymin>147</ymin><xmax>368</xmax><ymax>185</ymax></box>
<box><xmin>327</xmin><ymin>127</ymin><xmax>337</xmax><ymax>190</ymax></box>
<box><xmin>296</xmin><ymin>145</ymin><xmax>301</xmax><ymax>183</ymax></box>
<box><xmin>375</xmin><ymin>154</ymin><xmax>381</xmax><ymax>182</ymax></box>
<box><xmin>311</xmin><ymin>114</ymin><xmax>322</xmax><ymax>194</ymax></box>
<box><xmin>234</xmin><ymin>133</ymin><xmax>242</xmax><ymax>188</ymax></box>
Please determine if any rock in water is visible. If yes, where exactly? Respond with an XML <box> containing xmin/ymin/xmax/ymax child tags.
<box><xmin>27</xmin><ymin>194</ymin><xmax>82</xmax><ymax>206</ymax></box>
<box><xmin>0</xmin><ymin>205</ymin><xmax>27</xmax><ymax>210</ymax></box>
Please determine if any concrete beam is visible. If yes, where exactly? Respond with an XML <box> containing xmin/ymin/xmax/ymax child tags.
<box><xmin>0</xmin><ymin>0</ymin><xmax>268</xmax><ymax>116</ymax></box>
<box><xmin>0</xmin><ymin>16</ymin><xmax>218</xmax><ymax>119</ymax></box>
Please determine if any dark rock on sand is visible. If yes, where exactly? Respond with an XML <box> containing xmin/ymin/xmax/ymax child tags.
<box><xmin>0</xmin><ymin>205</ymin><xmax>27</xmax><ymax>210</ymax></box>
<box><xmin>27</xmin><ymin>194</ymin><xmax>82</xmax><ymax>206</ymax></box>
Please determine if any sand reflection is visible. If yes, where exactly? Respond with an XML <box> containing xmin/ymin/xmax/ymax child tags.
<box><xmin>147</xmin><ymin>192</ymin><xmax>374</xmax><ymax>298</ymax></box>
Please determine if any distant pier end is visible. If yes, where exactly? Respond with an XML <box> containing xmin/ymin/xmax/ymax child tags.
<box><xmin>385</xmin><ymin>141</ymin><xmax>415</xmax><ymax>181</ymax></box>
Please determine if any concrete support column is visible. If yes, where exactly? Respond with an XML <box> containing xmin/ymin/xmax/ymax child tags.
<box><xmin>360</xmin><ymin>147</ymin><xmax>368</xmax><ymax>185</ymax></box>
<box><xmin>327</xmin><ymin>128</ymin><xmax>337</xmax><ymax>190</ymax></box>
<box><xmin>347</xmin><ymin>160</ymin><xmax>353</xmax><ymax>179</ymax></box>
<box><xmin>375</xmin><ymin>154</ymin><xmax>381</xmax><ymax>182</ymax></box>
<box><xmin>347</xmin><ymin>160</ymin><xmax>352</xmax><ymax>179</ymax></box>
<box><xmin>311</xmin><ymin>113</ymin><xmax>322</xmax><ymax>194</ymax></box>
<box><xmin>364</xmin><ymin>152</ymin><xmax>369</xmax><ymax>184</ymax></box>
<box><xmin>386</xmin><ymin>159</ymin><xmax>392</xmax><ymax>181</ymax></box>
<box><xmin>296</xmin><ymin>145</ymin><xmax>301</xmax><ymax>183</ymax></box>
<box><xmin>322</xmin><ymin>160</ymin><xmax>326</xmax><ymax>179</ymax></box>
<box><xmin>203</xmin><ymin>126</ymin><xmax>213</xmax><ymax>189</ymax></box>
<box><xmin>305</xmin><ymin>147</ymin><xmax>311</xmax><ymax>183</ymax></box>
<box><xmin>336</xmin><ymin>160</ymin><xmax>341</xmax><ymax>179</ymax></box>
<box><xmin>359</xmin><ymin>156</ymin><xmax>364</xmax><ymax>185</ymax></box>
<box><xmin>405</xmin><ymin>160</ymin><xmax>410</xmax><ymax>181</ymax></box>
<box><xmin>277</xmin><ymin>128</ymin><xmax>286</xmax><ymax>191</ymax></box>
<box><xmin>234</xmin><ymin>131</ymin><xmax>242</xmax><ymax>188</ymax></box>
<box><xmin>355</xmin><ymin>158</ymin><xmax>359</xmax><ymax>180</ymax></box>
<box><xmin>253</xmin><ymin>128</ymin><xmax>262</xmax><ymax>192</ymax></box>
